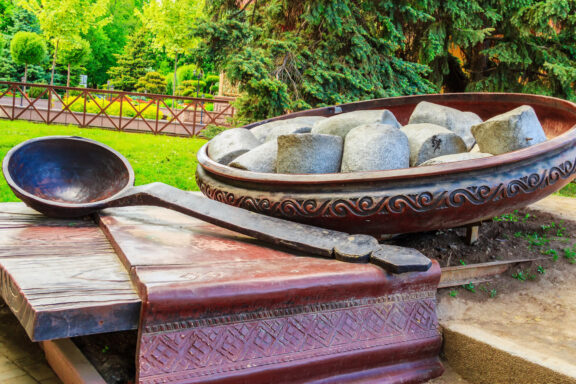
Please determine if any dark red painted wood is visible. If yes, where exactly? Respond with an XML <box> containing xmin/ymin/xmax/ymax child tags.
<box><xmin>98</xmin><ymin>206</ymin><xmax>444</xmax><ymax>384</ymax></box>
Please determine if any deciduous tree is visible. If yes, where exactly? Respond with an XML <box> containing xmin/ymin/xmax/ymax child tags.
<box><xmin>58</xmin><ymin>38</ymin><xmax>91</xmax><ymax>90</ymax></box>
<box><xmin>141</xmin><ymin>0</ymin><xmax>205</xmax><ymax>95</ymax></box>
<box><xmin>18</xmin><ymin>0</ymin><xmax>110</xmax><ymax>84</ymax></box>
<box><xmin>10</xmin><ymin>31</ymin><xmax>46</xmax><ymax>83</ymax></box>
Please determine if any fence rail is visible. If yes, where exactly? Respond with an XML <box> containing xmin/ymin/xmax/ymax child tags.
<box><xmin>0</xmin><ymin>81</ymin><xmax>235</xmax><ymax>137</ymax></box>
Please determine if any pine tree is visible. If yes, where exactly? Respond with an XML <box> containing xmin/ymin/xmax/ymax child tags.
<box><xmin>107</xmin><ymin>28</ymin><xmax>154</xmax><ymax>91</ymax></box>
<box><xmin>194</xmin><ymin>0</ymin><xmax>437</xmax><ymax>123</ymax></box>
<box><xmin>464</xmin><ymin>0</ymin><xmax>576</xmax><ymax>100</ymax></box>
<box><xmin>402</xmin><ymin>0</ymin><xmax>576</xmax><ymax>99</ymax></box>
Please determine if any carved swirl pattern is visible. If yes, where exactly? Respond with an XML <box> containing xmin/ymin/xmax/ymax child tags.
<box><xmin>198</xmin><ymin>159</ymin><xmax>576</xmax><ymax>218</ymax></box>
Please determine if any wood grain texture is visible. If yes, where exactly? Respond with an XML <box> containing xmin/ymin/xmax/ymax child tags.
<box><xmin>0</xmin><ymin>203</ymin><xmax>141</xmax><ymax>341</ymax></box>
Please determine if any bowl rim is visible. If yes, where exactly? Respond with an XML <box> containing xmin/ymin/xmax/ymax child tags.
<box><xmin>2</xmin><ymin>135</ymin><xmax>136</xmax><ymax>209</ymax></box>
<box><xmin>198</xmin><ymin>92</ymin><xmax>576</xmax><ymax>185</ymax></box>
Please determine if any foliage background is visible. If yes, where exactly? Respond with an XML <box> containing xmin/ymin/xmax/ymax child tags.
<box><xmin>0</xmin><ymin>0</ymin><xmax>575</xmax><ymax>123</ymax></box>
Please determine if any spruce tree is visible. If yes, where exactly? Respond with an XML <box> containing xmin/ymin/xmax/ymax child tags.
<box><xmin>464</xmin><ymin>0</ymin><xmax>576</xmax><ymax>100</ymax></box>
<box><xmin>194</xmin><ymin>0</ymin><xmax>437</xmax><ymax>123</ymax></box>
<box><xmin>107</xmin><ymin>28</ymin><xmax>154</xmax><ymax>91</ymax></box>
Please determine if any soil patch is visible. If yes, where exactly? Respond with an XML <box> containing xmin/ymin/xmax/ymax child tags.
<box><xmin>72</xmin><ymin>331</ymin><xmax>138</xmax><ymax>384</ymax></box>
<box><xmin>22</xmin><ymin>208</ymin><xmax>576</xmax><ymax>383</ymax></box>
<box><xmin>387</xmin><ymin>208</ymin><xmax>576</xmax><ymax>268</ymax></box>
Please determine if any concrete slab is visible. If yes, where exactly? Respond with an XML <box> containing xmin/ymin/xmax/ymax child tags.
<box><xmin>434</xmin><ymin>194</ymin><xmax>576</xmax><ymax>384</ymax></box>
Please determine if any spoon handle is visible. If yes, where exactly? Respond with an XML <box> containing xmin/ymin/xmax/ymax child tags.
<box><xmin>113</xmin><ymin>182</ymin><xmax>379</xmax><ymax>263</ymax></box>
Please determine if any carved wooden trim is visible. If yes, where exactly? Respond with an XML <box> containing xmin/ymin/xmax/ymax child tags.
<box><xmin>138</xmin><ymin>291</ymin><xmax>439</xmax><ymax>383</ymax></box>
<box><xmin>198</xmin><ymin>159</ymin><xmax>576</xmax><ymax>219</ymax></box>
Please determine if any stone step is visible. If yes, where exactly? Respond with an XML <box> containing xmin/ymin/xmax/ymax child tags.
<box><xmin>428</xmin><ymin>194</ymin><xmax>576</xmax><ymax>384</ymax></box>
<box><xmin>441</xmin><ymin>322</ymin><xmax>576</xmax><ymax>384</ymax></box>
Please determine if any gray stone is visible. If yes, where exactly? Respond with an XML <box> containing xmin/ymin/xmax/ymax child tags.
<box><xmin>418</xmin><ymin>152</ymin><xmax>493</xmax><ymax>166</ymax></box>
<box><xmin>229</xmin><ymin>140</ymin><xmax>278</xmax><ymax>173</ymax></box>
<box><xmin>400</xmin><ymin>123</ymin><xmax>467</xmax><ymax>166</ymax></box>
<box><xmin>311</xmin><ymin>110</ymin><xmax>401</xmax><ymax>138</ymax></box>
<box><xmin>264</xmin><ymin>123</ymin><xmax>312</xmax><ymax>142</ymax></box>
<box><xmin>276</xmin><ymin>134</ymin><xmax>343</xmax><ymax>174</ymax></box>
<box><xmin>471</xmin><ymin>105</ymin><xmax>547</xmax><ymax>155</ymax></box>
<box><xmin>250</xmin><ymin>116</ymin><xmax>326</xmax><ymax>142</ymax></box>
<box><xmin>341</xmin><ymin>123</ymin><xmax>409</xmax><ymax>172</ymax></box>
<box><xmin>408</xmin><ymin>101</ymin><xmax>482</xmax><ymax>150</ymax></box>
<box><xmin>207</xmin><ymin>128</ymin><xmax>261</xmax><ymax>164</ymax></box>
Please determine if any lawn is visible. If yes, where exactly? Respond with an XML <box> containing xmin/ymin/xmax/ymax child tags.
<box><xmin>0</xmin><ymin>119</ymin><xmax>207</xmax><ymax>202</ymax></box>
<box><xmin>0</xmin><ymin>119</ymin><xmax>574</xmax><ymax>204</ymax></box>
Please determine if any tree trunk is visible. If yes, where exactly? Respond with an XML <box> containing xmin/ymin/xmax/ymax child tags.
<box><xmin>172</xmin><ymin>52</ymin><xmax>178</xmax><ymax>96</ymax></box>
<box><xmin>66</xmin><ymin>63</ymin><xmax>71</xmax><ymax>98</ymax></box>
<box><xmin>50</xmin><ymin>40</ymin><xmax>59</xmax><ymax>86</ymax></box>
<box><xmin>23</xmin><ymin>64</ymin><xmax>28</xmax><ymax>98</ymax></box>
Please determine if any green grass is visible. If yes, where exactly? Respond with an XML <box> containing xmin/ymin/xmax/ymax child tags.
<box><xmin>0</xmin><ymin>120</ymin><xmax>207</xmax><ymax>202</ymax></box>
<box><xmin>1</xmin><ymin>119</ymin><xmax>575</xmax><ymax>203</ymax></box>
<box><xmin>557</xmin><ymin>182</ymin><xmax>576</xmax><ymax>198</ymax></box>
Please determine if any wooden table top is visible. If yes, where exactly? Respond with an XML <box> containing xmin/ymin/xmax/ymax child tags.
<box><xmin>0</xmin><ymin>203</ymin><xmax>140</xmax><ymax>341</ymax></box>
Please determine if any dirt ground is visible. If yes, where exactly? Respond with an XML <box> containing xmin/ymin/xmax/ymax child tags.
<box><xmin>66</xmin><ymin>207</ymin><xmax>576</xmax><ymax>383</ymax></box>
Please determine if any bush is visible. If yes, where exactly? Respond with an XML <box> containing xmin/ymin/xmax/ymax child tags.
<box><xmin>63</xmin><ymin>96</ymin><xmax>165</xmax><ymax>120</ymax></box>
<box><xmin>178</xmin><ymin>80</ymin><xmax>208</xmax><ymax>97</ymax></box>
<box><xmin>166</xmin><ymin>64</ymin><xmax>201</xmax><ymax>94</ymax></box>
<box><xmin>68</xmin><ymin>90</ymin><xmax>83</xmax><ymax>97</ymax></box>
<box><xmin>204</xmin><ymin>74</ymin><xmax>219</xmax><ymax>85</ymax></box>
<box><xmin>199</xmin><ymin>124</ymin><xmax>228</xmax><ymax>139</ymax></box>
<box><xmin>27</xmin><ymin>86</ymin><xmax>49</xmax><ymax>99</ymax></box>
<box><xmin>136</xmin><ymin>72</ymin><xmax>167</xmax><ymax>95</ymax></box>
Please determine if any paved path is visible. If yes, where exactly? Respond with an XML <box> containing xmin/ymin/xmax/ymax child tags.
<box><xmin>0</xmin><ymin>301</ymin><xmax>61</xmax><ymax>384</ymax></box>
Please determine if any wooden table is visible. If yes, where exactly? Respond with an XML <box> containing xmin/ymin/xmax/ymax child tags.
<box><xmin>0</xmin><ymin>202</ymin><xmax>443</xmax><ymax>384</ymax></box>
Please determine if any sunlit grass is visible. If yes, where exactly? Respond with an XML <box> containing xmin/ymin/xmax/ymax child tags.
<box><xmin>0</xmin><ymin>119</ymin><xmax>207</xmax><ymax>202</ymax></box>
<box><xmin>0</xmin><ymin>119</ymin><xmax>574</xmax><ymax>204</ymax></box>
<box><xmin>557</xmin><ymin>182</ymin><xmax>576</xmax><ymax>198</ymax></box>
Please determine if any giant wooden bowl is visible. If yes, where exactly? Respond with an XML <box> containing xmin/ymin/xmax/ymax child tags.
<box><xmin>196</xmin><ymin>93</ymin><xmax>576</xmax><ymax>235</ymax></box>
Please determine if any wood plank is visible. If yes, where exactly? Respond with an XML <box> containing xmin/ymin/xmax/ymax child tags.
<box><xmin>0</xmin><ymin>203</ymin><xmax>141</xmax><ymax>341</ymax></box>
<box><xmin>41</xmin><ymin>339</ymin><xmax>107</xmax><ymax>384</ymax></box>
<box><xmin>439</xmin><ymin>258</ymin><xmax>548</xmax><ymax>288</ymax></box>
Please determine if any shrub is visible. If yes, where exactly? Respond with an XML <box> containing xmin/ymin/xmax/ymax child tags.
<box><xmin>68</xmin><ymin>90</ymin><xmax>83</xmax><ymax>97</ymax></box>
<box><xmin>136</xmin><ymin>72</ymin><xmax>167</xmax><ymax>95</ymax></box>
<box><xmin>27</xmin><ymin>86</ymin><xmax>49</xmax><ymax>99</ymax></box>
<box><xmin>165</xmin><ymin>64</ymin><xmax>202</xmax><ymax>94</ymax></box>
<box><xmin>199</xmin><ymin>124</ymin><xmax>228</xmax><ymax>139</ymax></box>
<box><xmin>204</xmin><ymin>74</ymin><xmax>219</xmax><ymax>85</ymax></box>
<box><xmin>63</xmin><ymin>96</ymin><xmax>165</xmax><ymax>120</ymax></box>
<box><xmin>178</xmin><ymin>80</ymin><xmax>208</xmax><ymax>96</ymax></box>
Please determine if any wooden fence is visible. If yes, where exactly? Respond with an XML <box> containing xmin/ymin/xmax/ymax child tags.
<box><xmin>0</xmin><ymin>81</ymin><xmax>235</xmax><ymax>137</ymax></box>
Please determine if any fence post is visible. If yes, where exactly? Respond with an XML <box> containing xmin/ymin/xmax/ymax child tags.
<box><xmin>118</xmin><ymin>92</ymin><xmax>123</xmax><ymax>130</ymax></box>
<box><xmin>11</xmin><ymin>85</ymin><xmax>15</xmax><ymax>120</ymax></box>
<box><xmin>83</xmin><ymin>90</ymin><xmax>87</xmax><ymax>127</ymax></box>
<box><xmin>155</xmin><ymin>98</ymin><xmax>160</xmax><ymax>134</ymax></box>
<box><xmin>192</xmin><ymin>101</ymin><xmax>198</xmax><ymax>137</ymax></box>
<box><xmin>47</xmin><ymin>86</ymin><xmax>51</xmax><ymax>124</ymax></box>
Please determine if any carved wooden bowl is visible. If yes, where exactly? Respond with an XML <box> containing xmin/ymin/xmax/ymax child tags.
<box><xmin>196</xmin><ymin>93</ymin><xmax>576</xmax><ymax>235</ymax></box>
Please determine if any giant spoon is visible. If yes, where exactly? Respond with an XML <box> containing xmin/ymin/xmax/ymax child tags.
<box><xmin>2</xmin><ymin>136</ymin><xmax>431</xmax><ymax>273</ymax></box>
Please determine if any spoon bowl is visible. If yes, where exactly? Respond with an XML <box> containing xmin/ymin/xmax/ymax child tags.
<box><xmin>3</xmin><ymin>136</ymin><xmax>134</xmax><ymax>217</ymax></box>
